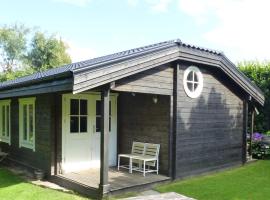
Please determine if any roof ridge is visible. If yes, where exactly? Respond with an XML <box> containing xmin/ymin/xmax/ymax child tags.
<box><xmin>0</xmin><ymin>38</ymin><xmax>229</xmax><ymax>90</ymax></box>
<box><xmin>180</xmin><ymin>42</ymin><xmax>223</xmax><ymax>55</ymax></box>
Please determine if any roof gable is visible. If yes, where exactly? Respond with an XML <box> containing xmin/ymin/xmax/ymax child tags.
<box><xmin>0</xmin><ymin>39</ymin><xmax>264</xmax><ymax>105</ymax></box>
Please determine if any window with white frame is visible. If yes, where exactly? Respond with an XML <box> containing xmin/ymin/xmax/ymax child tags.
<box><xmin>19</xmin><ymin>97</ymin><xmax>36</xmax><ymax>151</ymax></box>
<box><xmin>70</xmin><ymin>98</ymin><xmax>88</xmax><ymax>133</ymax></box>
<box><xmin>0</xmin><ymin>100</ymin><xmax>11</xmax><ymax>144</ymax></box>
<box><xmin>183</xmin><ymin>66</ymin><xmax>203</xmax><ymax>98</ymax></box>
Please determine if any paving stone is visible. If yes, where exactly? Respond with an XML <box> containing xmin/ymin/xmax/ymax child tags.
<box><xmin>139</xmin><ymin>190</ymin><xmax>160</xmax><ymax>196</ymax></box>
<box><xmin>31</xmin><ymin>180</ymin><xmax>69</xmax><ymax>192</ymax></box>
<box><xmin>123</xmin><ymin>192</ymin><xmax>196</xmax><ymax>200</ymax></box>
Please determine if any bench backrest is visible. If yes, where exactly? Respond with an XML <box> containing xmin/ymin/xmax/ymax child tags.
<box><xmin>144</xmin><ymin>143</ymin><xmax>160</xmax><ymax>167</ymax></box>
<box><xmin>131</xmin><ymin>142</ymin><xmax>145</xmax><ymax>156</ymax></box>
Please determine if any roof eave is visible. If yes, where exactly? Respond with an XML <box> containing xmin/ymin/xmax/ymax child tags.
<box><xmin>0</xmin><ymin>71</ymin><xmax>73</xmax><ymax>91</ymax></box>
<box><xmin>220</xmin><ymin>54</ymin><xmax>265</xmax><ymax>106</ymax></box>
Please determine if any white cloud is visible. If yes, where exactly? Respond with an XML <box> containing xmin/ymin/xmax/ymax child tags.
<box><xmin>127</xmin><ymin>0</ymin><xmax>139</xmax><ymax>7</ymax></box>
<box><xmin>66</xmin><ymin>41</ymin><xmax>97</xmax><ymax>62</ymax></box>
<box><xmin>148</xmin><ymin>0</ymin><xmax>172</xmax><ymax>12</ymax></box>
<box><xmin>53</xmin><ymin>0</ymin><xmax>91</xmax><ymax>7</ymax></box>
<box><xmin>178</xmin><ymin>0</ymin><xmax>270</xmax><ymax>62</ymax></box>
<box><xmin>127</xmin><ymin>0</ymin><xmax>172</xmax><ymax>12</ymax></box>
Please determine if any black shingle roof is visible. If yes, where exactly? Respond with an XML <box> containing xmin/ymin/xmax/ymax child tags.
<box><xmin>0</xmin><ymin>39</ymin><xmax>222</xmax><ymax>90</ymax></box>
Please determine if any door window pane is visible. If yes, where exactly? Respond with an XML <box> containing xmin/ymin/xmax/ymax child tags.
<box><xmin>80</xmin><ymin>99</ymin><xmax>87</xmax><ymax>115</ymax></box>
<box><xmin>70</xmin><ymin>99</ymin><xmax>79</xmax><ymax>115</ymax></box>
<box><xmin>70</xmin><ymin>116</ymin><xmax>79</xmax><ymax>133</ymax></box>
<box><xmin>96</xmin><ymin>116</ymin><xmax>101</xmax><ymax>132</ymax></box>
<box><xmin>70</xmin><ymin>99</ymin><xmax>88</xmax><ymax>133</ymax></box>
<box><xmin>96</xmin><ymin>100</ymin><xmax>101</xmax><ymax>115</ymax></box>
<box><xmin>109</xmin><ymin>101</ymin><xmax>111</xmax><ymax>115</ymax></box>
<box><xmin>80</xmin><ymin>116</ymin><xmax>87</xmax><ymax>132</ymax></box>
<box><xmin>95</xmin><ymin>100</ymin><xmax>112</xmax><ymax>132</ymax></box>
<box><xmin>23</xmin><ymin>105</ymin><xmax>28</xmax><ymax>140</ymax></box>
<box><xmin>109</xmin><ymin>117</ymin><xmax>111</xmax><ymax>132</ymax></box>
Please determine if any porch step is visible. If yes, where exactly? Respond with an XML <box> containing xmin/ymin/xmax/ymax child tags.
<box><xmin>109</xmin><ymin>176</ymin><xmax>171</xmax><ymax>196</ymax></box>
<box><xmin>49</xmin><ymin>175</ymin><xmax>99</xmax><ymax>199</ymax></box>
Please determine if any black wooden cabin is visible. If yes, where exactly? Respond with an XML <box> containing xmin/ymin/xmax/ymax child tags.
<box><xmin>0</xmin><ymin>39</ymin><xmax>264</xmax><ymax>198</ymax></box>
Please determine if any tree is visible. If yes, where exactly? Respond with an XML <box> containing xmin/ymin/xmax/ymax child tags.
<box><xmin>0</xmin><ymin>66</ymin><xmax>34</xmax><ymax>82</ymax></box>
<box><xmin>239</xmin><ymin>61</ymin><xmax>270</xmax><ymax>133</ymax></box>
<box><xmin>26</xmin><ymin>32</ymin><xmax>71</xmax><ymax>71</ymax></box>
<box><xmin>0</xmin><ymin>24</ymin><xmax>29</xmax><ymax>72</ymax></box>
<box><xmin>0</xmin><ymin>23</ymin><xmax>72</xmax><ymax>81</ymax></box>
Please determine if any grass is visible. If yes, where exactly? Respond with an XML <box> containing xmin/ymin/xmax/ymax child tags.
<box><xmin>157</xmin><ymin>160</ymin><xmax>270</xmax><ymax>200</ymax></box>
<box><xmin>2</xmin><ymin>161</ymin><xmax>270</xmax><ymax>200</ymax></box>
<box><xmin>0</xmin><ymin>168</ymin><xmax>89</xmax><ymax>200</ymax></box>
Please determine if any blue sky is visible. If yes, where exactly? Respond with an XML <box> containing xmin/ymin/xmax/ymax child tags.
<box><xmin>1</xmin><ymin>0</ymin><xmax>270</xmax><ymax>63</ymax></box>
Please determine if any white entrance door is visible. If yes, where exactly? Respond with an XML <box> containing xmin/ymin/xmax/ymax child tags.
<box><xmin>62</xmin><ymin>93</ymin><xmax>117</xmax><ymax>173</ymax></box>
<box><xmin>90</xmin><ymin>94</ymin><xmax>118</xmax><ymax>167</ymax></box>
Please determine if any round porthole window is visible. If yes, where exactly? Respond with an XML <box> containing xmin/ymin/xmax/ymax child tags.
<box><xmin>183</xmin><ymin>66</ymin><xmax>203</xmax><ymax>98</ymax></box>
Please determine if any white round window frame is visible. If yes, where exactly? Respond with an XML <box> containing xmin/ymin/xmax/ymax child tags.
<box><xmin>183</xmin><ymin>66</ymin><xmax>203</xmax><ymax>98</ymax></box>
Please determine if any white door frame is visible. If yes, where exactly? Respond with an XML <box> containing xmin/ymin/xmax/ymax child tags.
<box><xmin>61</xmin><ymin>92</ymin><xmax>118</xmax><ymax>173</ymax></box>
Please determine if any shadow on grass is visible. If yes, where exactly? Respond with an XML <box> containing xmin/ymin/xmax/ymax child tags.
<box><xmin>0</xmin><ymin>167</ymin><xmax>24</xmax><ymax>189</ymax></box>
<box><xmin>0</xmin><ymin>166</ymin><xmax>91</xmax><ymax>200</ymax></box>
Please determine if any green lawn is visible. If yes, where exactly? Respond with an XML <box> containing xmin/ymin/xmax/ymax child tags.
<box><xmin>2</xmin><ymin>161</ymin><xmax>270</xmax><ymax>200</ymax></box>
<box><xmin>0</xmin><ymin>168</ymin><xmax>89</xmax><ymax>200</ymax></box>
<box><xmin>157</xmin><ymin>160</ymin><xmax>270</xmax><ymax>200</ymax></box>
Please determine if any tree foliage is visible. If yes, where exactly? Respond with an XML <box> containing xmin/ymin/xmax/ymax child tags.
<box><xmin>0</xmin><ymin>24</ymin><xmax>29</xmax><ymax>72</ymax></box>
<box><xmin>0</xmin><ymin>23</ymin><xmax>71</xmax><ymax>80</ymax></box>
<box><xmin>26</xmin><ymin>32</ymin><xmax>71</xmax><ymax>71</ymax></box>
<box><xmin>239</xmin><ymin>61</ymin><xmax>270</xmax><ymax>133</ymax></box>
<box><xmin>0</xmin><ymin>66</ymin><xmax>35</xmax><ymax>82</ymax></box>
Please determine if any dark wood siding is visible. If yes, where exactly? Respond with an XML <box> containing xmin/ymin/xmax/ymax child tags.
<box><xmin>113</xmin><ymin>65</ymin><xmax>173</xmax><ymax>95</ymax></box>
<box><xmin>73</xmin><ymin>47</ymin><xmax>179</xmax><ymax>93</ymax></box>
<box><xmin>51</xmin><ymin>94</ymin><xmax>62</xmax><ymax>175</ymax></box>
<box><xmin>0</xmin><ymin>94</ymin><xmax>55</xmax><ymax>176</ymax></box>
<box><xmin>175</xmin><ymin>63</ymin><xmax>244</xmax><ymax>178</ymax></box>
<box><xmin>118</xmin><ymin>93</ymin><xmax>170</xmax><ymax>175</ymax></box>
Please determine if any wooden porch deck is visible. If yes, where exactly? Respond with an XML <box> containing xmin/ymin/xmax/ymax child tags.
<box><xmin>57</xmin><ymin>167</ymin><xmax>170</xmax><ymax>194</ymax></box>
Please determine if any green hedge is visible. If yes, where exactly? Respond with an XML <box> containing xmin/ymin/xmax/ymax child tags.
<box><xmin>239</xmin><ymin>61</ymin><xmax>270</xmax><ymax>133</ymax></box>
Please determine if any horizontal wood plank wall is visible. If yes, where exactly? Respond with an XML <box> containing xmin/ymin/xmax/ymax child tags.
<box><xmin>175</xmin><ymin>63</ymin><xmax>244</xmax><ymax>178</ymax></box>
<box><xmin>0</xmin><ymin>94</ymin><xmax>55</xmax><ymax>175</ymax></box>
<box><xmin>118</xmin><ymin>93</ymin><xmax>170</xmax><ymax>175</ymax></box>
<box><xmin>51</xmin><ymin>93</ymin><xmax>62</xmax><ymax>175</ymax></box>
<box><xmin>113</xmin><ymin>65</ymin><xmax>173</xmax><ymax>95</ymax></box>
<box><xmin>73</xmin><ymin>47</ymin><xmax>179</xmax><ymax>93</ymax></box>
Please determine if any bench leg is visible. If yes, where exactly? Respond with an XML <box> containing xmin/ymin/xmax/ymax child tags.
<box><xmin>143</xmin><ymin>160</ymin><xmax>146</xmax><ymax>177</ymax></box>
<box><xmin>129</xmin><ymin>157</ymin><xmax>133</xmax><ymax>174</ymax></box>
<box><xmin>157</xmin><ymin>159</ymin><xmax>159</xmax><ymax>175</ymax></box>
<box><xmin>118</xmin><ymin>156</ymin><xmax>120</xmax><ymax>171</ymax></box>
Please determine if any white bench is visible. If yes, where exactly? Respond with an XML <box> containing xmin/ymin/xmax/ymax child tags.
<box><xmin>118</xmin><ymin>142</ymin><xmax>145</xmax><ymax>173</ymax></box>
<box><xmin>118</xmin><ymin>142</ymin><xmax>160</xmax><ymax>176</ymax></box>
